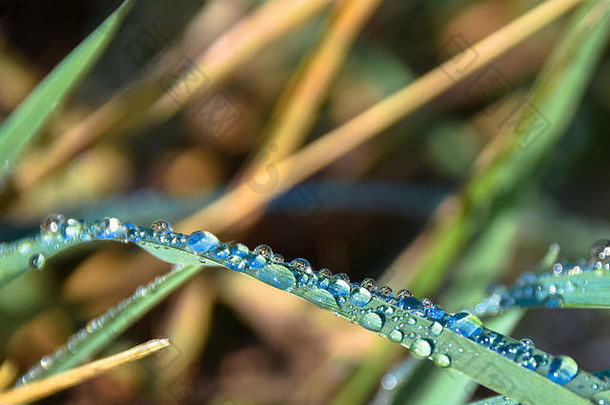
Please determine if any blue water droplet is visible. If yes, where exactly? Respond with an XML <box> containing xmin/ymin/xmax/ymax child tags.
<box><xmin>231</xmin><ymin>243</ymin><xmax>249</xmax><ymax>257</ymax></box>
<box><xmin>360</xmin><ymin>278</ymin><xmax>377</xmax><ymax>291</ymax></box>
<box><xmin>227</xmin><ymin>255</ymin><xmax>246</xmax><ymax>272</ymax></box>
<box><xmin>247</xmin><ymin>253</ymin><xmax>266</xmax><ymax>268</ymax></box>
<box><xmin>258</xmin><ymin>264</ymin><xmax>296</xmax><ymax>290</ymax></box>
<box><xmin>426</xmin><ymin>306</ymin><xmax>445</xmax><ymax>320</ymax></box>
<box><xmin>94</xmin><ymin>218</ymin><xmax>126</xmax><ymax>239</ymax></box>
<box><xmin>349</xmin><ymin>287</ymin><xmax>372</xmax><ymax>307</ymax></box>
<box><xmin>447</xmin><ymin>312</ymin><xmax>483</xmax><ymax>338</ymax></box>
<box><xmin>397</xmin><ymin>297</ymin><xmax>424</xmax><ymax>311</ymax></box>
<box><xmin>360</xmin><ymin>312</ymin><xmax>384</xmax><ymax>331</ymax></box>
<box><xmin>124</xmin><ymin>222</ymin><xmax>141</xmax><ymax>242</ymax></box>
<box><xmin>187</xmin><ymin>231</ymin><xmax>219</xmax><ymax>253</ymax></box>
<box><xmin>548</xmin><ymin>355</ymin><xmax>578</xmax><ymax>385</ymax></box>
<box><xmin>328</xmin><ymin>277</ymin><xmax>350</xmax><ymax>297</ymax></box>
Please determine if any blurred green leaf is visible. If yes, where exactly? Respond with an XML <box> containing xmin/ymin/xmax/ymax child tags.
<box><xmin>0</xmin><ymin>0</ymin><xmax>133</xmax><ymax>180</ymax></box>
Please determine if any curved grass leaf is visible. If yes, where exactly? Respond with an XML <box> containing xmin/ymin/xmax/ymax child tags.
<box><xmin>0</xmin><ymin>0</ymin><xmax>133</xmax><ymax>179</ymax></box>
<box><xmin>5</xmin><ymin>216</ymin><xmax>609</xmax><ymax>404</ymax></box>
<box><xmin>477</xmin><ymin>240</ymin><xmax>610</xmax><ymax>313</ymax></box>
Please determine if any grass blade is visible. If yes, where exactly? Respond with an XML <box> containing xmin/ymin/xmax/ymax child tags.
<box><xmin>0</xmin><ymin>0</ymin><xmax>132</xmax><ymax>179</ymax></box>
<box><xmin>0</xmin><ymin>339</ymin><xmax>169</xmax><ymax>405</ymax></box>
<box><xmin>6</xmin><ymin>216</ymin><xmax>609</xmax><ymax>404</ymax></box>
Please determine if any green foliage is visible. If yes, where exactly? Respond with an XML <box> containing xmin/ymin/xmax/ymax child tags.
<box><xmin>0</xmin><ymin>0</ymin><xmax>132</xmax><ymax>179</ymax></box>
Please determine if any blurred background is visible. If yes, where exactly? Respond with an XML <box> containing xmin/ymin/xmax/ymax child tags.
<box><xmin>0</xmin><ymin>0</ymin><xmax>609</xmax><ymax>403</ymax></box>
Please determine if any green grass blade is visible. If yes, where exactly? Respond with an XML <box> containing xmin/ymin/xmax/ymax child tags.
<box><xmin>0</xmin><ymin>0</ymin><xmax>133</xmax><ymax>179</ymax></box>
<box><xmin>7</xmin><ymin>216</ymin><xmax>609</xmax><ymax>404</ymax></box>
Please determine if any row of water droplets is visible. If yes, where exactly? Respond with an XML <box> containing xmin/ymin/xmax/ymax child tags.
<box><xmin>475</xmin><ymin>240</ymin><xmax>610</xmax><ymax>315</ymax></box>
<box><xmin>18</xmin><ymin>215</ymin><xmax>596</xmax><ymax>392</ymax></box>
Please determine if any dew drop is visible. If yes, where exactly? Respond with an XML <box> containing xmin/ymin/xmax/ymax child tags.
<box><xmin>447</xmin><ymin>312</ymin><xmax>483</xmax><ymax>338</ymax></box>
<box><xmin>360</xmin><ymin>278</ymin><xmax>377</xmax><ymax>291</ymax></box>
<box><xmin>397</xmin><ymin>296</ymin><xmax>424</xmax><ymax>312</ymax></box>
<box><xmin>303</xmin><ymin>288</ymin><xmax>339</xmax><ymax>311</ymax></box>
<box><xmin>40</xmin><ymin>356</ymin><xmax>53</xmax><ymax>369</ymax></box>
<box><xmin>150</xmin><ymin>220</ymin><xmax>172</xmax><ymax>234</ymax></box>
<box><xmin>435</xmin><ymin>353</ymin><xmax>451</xmax><ymax>368</ymax></box>
<box><xmin>94</xmin><ymin>217</ymin><xmax>126</xmax><ymax>239</ymax></box>
<box><xmin>360</xmin><ymin>312</ymin><xmax>384</xmax><ymax>332</ymax></box>
<box><xmin>187</xmin><ymin>231</ymin><xmax>219</xmax><ymax>253</ymax></box>
<box><xmin>388</xmin><ymin>329</ymin><xmax>404</xmax><ymax>342</ymax></box>
<box><xmin>227</xmin><ymin>255</ymin><xmax>246</xmax><ymax>272</ymax></box>
<box><xmin>231</xmin><ymin>243</ymin><xmax>250</xmax><ymax>257</ymax></box>
<box><xmin>258</xmin><ymin>264</ymin><xmax>296</xmax><ymax>291</ymax></box>
<box><xmin>64</xmin><ymin>218</ymin><xmax>83</xmax><ymax>239</ymax></box>
<box><xmin>395</xmin><ymin>289</ymin><xmax>412</xmax><ymax>299</ymax></box>
<box><xmin>378</xmin><ymin>286</ymin><xmax>393</xmax><ymax>298</ymax></box>
<box><xmin>247</xmin><ymin>253</ymin><xmax>266</xmax><ymax>268</ymax></box>
<box><xmin>253</xmin><ymin>244</ymin><xmax>273</xmax><ymax>259</ymax></box>
<box><xmin>30</xmin><ymin>253</ymin><xmax>45</xmax><ymax>270</ymax></box>
<box><xmin>40</xmin><ymin>213</ymin><xmax>66</xmax><ymax>235</ymax></box>
<box><xmin>412</xmin><ymin>338</ymin><xmax>433</xmax><ymax>358</ymax></box>
<box><xmin>548</xmin><ymin>355</ymin><xmax>579</xmax><ymax>385</ymax></box>
<box><xmin>328</xmin><ymin>276</ymin><xmax>350</xmax><ymax>297</ymax></box>
<box><xmin>349</xmin><ymin>287</ymin><xmax>372</xmax><ymax>307</ymax></box>
<box><xmin>290</xmin><ymin>258</ymin><xmax>312</xmax><ymax>274</ymax></box>
<box><xmin>429</xmin><ymin>321</ymin><xmax>443</xmax><ymax>336</ymax></box>
<box><xmin>406</xmin><ymin>316</ymin><xmax>417</xmax><ymax>326</ymax></box>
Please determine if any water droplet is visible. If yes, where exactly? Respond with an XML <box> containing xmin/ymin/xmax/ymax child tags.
<box><xmin>150</xmin><ymin>220</ymin><xmax>172</xmax><ymax>234</ymax></box>
<box><xmin>40</xmin><ymin>356</ymin><xmax>52</xmax><ymax>369</ymax></box>
<box><xmin>548</xmin><ymin>355</ymin><xmax>578</xmax><ymax>385</ymax></box>
<box><xmin>406</xmin><ymin>316</ymin><xmax>417</xmax><ymax>326</ymax></box>
<box><xmin>360</xmin><ymin>278</ymin><xmax>377</xmax><ymax>291</ymax></box>
<box><xmin>40</xmin><ymin>213</ymin><xmax>66</xmax><ymax>235</ymax></box>
<box><xmin>388</xmin><ymin>329</ymin><xmax>404</xmax><ymax>342</ymax></box>
<box><xmin>421</xmin><ymin>298</ymin><xmax>433</xmax><ymax>308</ymax></box>
<box><xmin>247</xmin><ymin>253</ymin><xmax>266</xmax><ymax>268</ymax></box>
<box><xmin>290</xmin><ymin>258</ymin><xmax>312</xmax><ymax>273</ymax></box>
<box><xmin>360</xmin><ymin>312</ymin><xmax>384</xmax><ymax>331</ymax></box>
<box><xmin>231</xmin><ymin>243</ymin><xmax>250</xmax><ymax>257</ymax></box>
<box><xmin>272</xmin><ymin>254</ymin><xmax>284</xmax><ymax>263</ymax></box>
<box><xmin>395</xmin><ymin>289</ymin><xmax>412</xmax><ymax>299</ymax></box>
<box><xmin>434</xmin><ymin>354</ymin><xmax>451</xmax><ymax>367</ymax></box>
<box><xmin>378</xmin><ymin>286</ymin><xmax>393</xmax><ymax>298</ymax></box>
<box><xmin>591</xmin><ymin>240</ymin><xmax>610</xmax><ymax>263</ymax></box>
<box><xmin>429</xmin><ymin>321</ymin><xmax>443</xmax><ymax>336</ymax></box>
<box><xmin>349</xmin><ymin>287</ymin><xmax>372</xmax><ymax>307</ymax></box>
<box><xmin>253</xmin><ymin>244</ymin><xmax>273</xmax><ymax>259</ymax></box>
<box><xmin>303</xmin><ymin>288</ymin><xmax>339</xmax><ymax>311</ymax></box>
<box><xmin>447</xmin><ymin>312</ymin><xmax>483</xmax><ymax>338</ymax></box>
<box><xmin>30</xmin><ymin>253</ymin><xmax>45</xmax><ymax>270</ymax></box>
<box><xmin>258</xmin><ymin>264</ymin><xmax>296</xmax><ymax>291</ymax></box>
<box><xmin>412</xmin><ymin>339</ymin><xmax>433</xmax><ymax>358</ymax></box>
<box><xmin>64</xmin><ymin>218</ymin><xmax>83</xmax><ymax>239</ymax></box>
<box><xmin>397</xmin><ymin>297</ymin><xmax>424</xmax><ymax>312</ymax></box>
<box><xmin>328</xmin><ymin>276</ymin><xmax>350</xmax><ymax>297</ymax></box>
<box><xmin>94</xmin><ymin>218</ymin><xmax>126</xmax><ymax>239</ymax></box>
<box><xmin>426</xmin><ymin>306</ymin><xmax>445</xmax><ymax>320</ymax></box>
<box><xmin>135</xmin><ymin>285</ymin><xmax>147</xmax><ymax>298</ymax></box>
<box><xmin>227</xmin><ymin>255</ymin><xmax>246</xmax><ymax>272</ymax></box>
<box><xmin>187</xmin><ymin>231</ymin><xmax>219</xmax><ymax>253</ymax></box>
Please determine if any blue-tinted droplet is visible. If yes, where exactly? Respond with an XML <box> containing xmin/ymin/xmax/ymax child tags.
<box><xmin>247</xmin><ymin>253</ymin><xmax>266</xmax><ymax>268</ymax></box>
<box><xmin>447</xmin><ymin>312</ymin><xmax>483</xmax><ymax>338</ymax></box>
<box><xmin>548</xmin><ymin>355</ymin><xmax>578</xmax><ymax>385</ymax></box>
<box><xmin>397</xmin><ymin>297</ymin><xmax>424</xmax><ymax>311</ymax></box>
<box><xmin>328</xmin><ymin>278</ymin><xmax>350</xmax><ymax>297</ymax></box>
<box><xmin>289</xmin><ymin>258</ymin><xmax>312</xmax><ymax>274</ymax></box>
<box><xmin>231</xmin><ymin>243</ymin><xmax>249</xmax><ymax>257</ymax></box>
<box><xmin>187</xmin><ymin>231</ymin><xmax>219</xmax><ymax>253</ymax></box>
<box><xmin>227</xmin><ymin>255</ymin><xmax>246</xmax><ymax>272</ymax></box>
<box><xmin>349</xmin><ymin>287</ymin><xmax>372</xmax><ymax>307</ymax></box>
<box><xmin>258</xmin><ymin>264</ymin><xmax>296</xmax><ymax>291</ymax></box>
<box><xmin>303</xmin><ymin>288</ymin><xmax>339</xmax><ymax>311</ymax></box>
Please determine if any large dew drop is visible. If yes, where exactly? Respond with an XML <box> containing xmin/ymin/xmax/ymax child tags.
<box><xmin>447</xmin><ymin>312</ymin><xmax>483</xmax><ymax>338</ymax></box>
<box><xmin>30</xmin><ymin>253</ymin><xmax>46</xmax><ymax>270</ymax></box>
<box><xmin>360</xmin><ymin>312</ymin><xmax>384</xmax><ymax>332</ymax></box>
<box><xmin>258</xmin><ymin>264</ymin><xmax>296</xmax><ymax>291</ymax></box>
<box><xmin>303</xmin><ymin>288</ymin><xmax>340</xmax><ymax>311</ymax></box>
<box><xmin>186</xmin><ymin>231</ymin><xmax>219</xmax><ymax>253</ymax></box>
<box><xmin>548</xmin><ymin>355</ymin><xmax>579</xmax><ymax>385</ymax></box>
<box><xmin>434</xmin><ymin>353</ymin><xmax>451</xmax><ymax>368</ymax></box>
<box><xmin>412</xmin><ymin>338</ymin><xmax>434</xmax><ymax>358</ymax></box>
<box><xmin>349</xmin><ymin>287</ymin><xmax>372</xmax><ymax>307</ymax></box>
<box><xmin>40</xmin><ymin>213</ymin><xmax>66</xmax><ymax>235</ymax></box>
